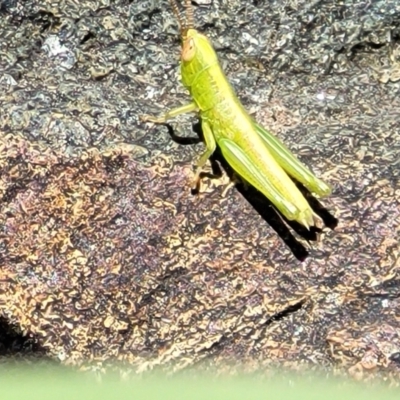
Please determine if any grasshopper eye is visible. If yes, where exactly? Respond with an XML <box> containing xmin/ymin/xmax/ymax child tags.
<box><xmin>182</xmin><ymin>38</ymin><xmax>196</xmax><ymax>62</ymax></box>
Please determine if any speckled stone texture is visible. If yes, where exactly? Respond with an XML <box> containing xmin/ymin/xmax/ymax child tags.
<box><xmin>0</xmin><ymin>0</ymin><xmax>399</xmax><ymax>382</ymax></box>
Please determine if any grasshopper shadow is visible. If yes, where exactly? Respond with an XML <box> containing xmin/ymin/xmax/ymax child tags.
<box><xmin>166</xmin><ymin>121</ymin><xmax>337</xmax><ymax>262</ymax></box>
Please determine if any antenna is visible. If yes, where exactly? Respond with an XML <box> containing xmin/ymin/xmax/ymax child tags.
<box><xmin>185</xmin><ymin>0</ymin><xmax>194</xmax><ymax>29</ymax></box>
<box><xmin>169</xmin><ymin>0</ymin><xmax>185</xmax><ymax>32</ymax></box>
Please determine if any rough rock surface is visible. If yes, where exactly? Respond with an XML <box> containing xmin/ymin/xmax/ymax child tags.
<box><xmin>0</xmin><ymin>0</ymin><xmax>399</xmax><ymax>381</ymax></box>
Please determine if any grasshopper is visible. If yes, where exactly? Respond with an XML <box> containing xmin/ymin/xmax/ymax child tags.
<box><xmin>142</xmin><ymin>0</ymin><xmax>332</xmax><ymax>229</ymax></box>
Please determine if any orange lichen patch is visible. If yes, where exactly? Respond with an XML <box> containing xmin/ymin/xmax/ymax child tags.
<box><xmin>0</xmin><ymin>134</ymin><xmax>309</xmax><ymax>368</ymax></box>
<box><xmin>327</xmin><ymin>322</ymin><xmax>400</xmax><ymax>381</ymax></box>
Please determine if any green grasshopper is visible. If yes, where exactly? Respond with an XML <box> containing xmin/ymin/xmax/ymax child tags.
<box><xmin>142</xmin><ymin>0</ymin><xmax>332</xmax><ymax>229</ymax></box>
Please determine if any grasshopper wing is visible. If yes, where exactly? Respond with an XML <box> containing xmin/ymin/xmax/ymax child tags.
<box><xmin>254</xmin><ymin>122</ymin><xmax>331</xmax><ymax>197</ymax></box>
<box><xmin>217</xmin><ymin>137</ymin><xmax>314</xmax><ymax>226</ymax></box>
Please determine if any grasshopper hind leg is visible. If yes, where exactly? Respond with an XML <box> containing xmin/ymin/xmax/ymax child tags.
<box><xmin>217</xmin><ymin>137</ymin><xmax>317</xmax><ymax>229</ymax></box>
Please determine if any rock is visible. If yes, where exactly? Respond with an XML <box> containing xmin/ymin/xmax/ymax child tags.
<box><xmin>0</xmin><ymin>0</ymin><xmax>399</xmax><ymax>381</ymax></box>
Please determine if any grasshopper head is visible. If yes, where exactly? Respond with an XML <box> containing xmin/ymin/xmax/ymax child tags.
<box><xmin>167</xmin><ymin>1</ymin><xmax>218</xmax><ymax>87</ymax></box>
<box><xmin>180</xmin><ymin>28</ymin><xmax>219</xmax><ymax>88</ymax></box>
